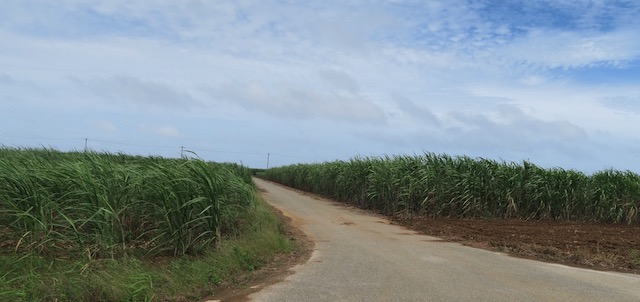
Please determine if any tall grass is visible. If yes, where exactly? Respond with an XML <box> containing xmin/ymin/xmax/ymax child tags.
<box><xmin>0</xmin><ymin>191</ymin><xmax>295</xmax><ymax>301</ymax></box>
<box><xmin>261</xmin><ymin>153</ymin><xmax>640</xmax><ymax>224</ymax></box>
<box><xmin>0</xmin><ymin>147</ymin><xmax>255</xmax><ymax>259</ymax></box>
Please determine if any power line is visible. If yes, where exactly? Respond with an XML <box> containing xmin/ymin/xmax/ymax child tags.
<box><xmin>88</xmin><ymin>138</ymin><xmax>178</xmax><ymax>149</ymax></box>
<box><xmin>188</xmin><ymin>147</ymin><xmax>266</xmax><ymax>156</ymax></box>
<box><xmin>0</xmin><ymin>135</ymin><xmax>308</xmax><ymax>162</ymax></box>
<box><xmin>0</xmin><ymin>135</ymin><xmax>84</xmax><ymax>141</ymax></box>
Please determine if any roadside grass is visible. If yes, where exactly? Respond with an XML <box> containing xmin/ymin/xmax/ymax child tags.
<box><xmin>629</xmin><ymin>249</ymin><xmax>640</xmax><ymax>269</ymax></box>
<box><xmin>1</xmin><ymin>191</ymin><xmax>295</xmax><ymax>301</ymax></box>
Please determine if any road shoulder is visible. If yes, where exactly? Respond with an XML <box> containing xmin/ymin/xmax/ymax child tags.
<box><xmin>203</xmin><ymin>192</ymin><xmax>314</xmax><ymax>302</ymax></box>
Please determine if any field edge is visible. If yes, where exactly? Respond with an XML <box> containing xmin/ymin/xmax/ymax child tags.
<box><xmin>0</xmin><ymin>192</ymin><xmax>303</xmax><ymax>301</ymax></box>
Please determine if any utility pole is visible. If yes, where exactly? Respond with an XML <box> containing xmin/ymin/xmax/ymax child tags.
<box><xmin>266</xmin><ymin>153</ymin><xmax>270</xmax><ymax>169</ymax></box>
<box><xmin>180</xmin><ymin>146</ymin><xmax>184</xmax><ymax>158</ymax></box>
<box><xmin>84</xmin><ymin>138</ymin><xmax>88</xmax><ymax>152</ymax></box>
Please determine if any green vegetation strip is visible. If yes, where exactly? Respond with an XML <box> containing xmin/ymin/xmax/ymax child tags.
<box><xmin>0</xmin><ymin>148</ymin><xmax>294</xmax><ymax>301</ymax></box>
<box><xmin>260</xmin><ymin>153</ymin><xmax>640</xmax><ymax>224</ymax></box>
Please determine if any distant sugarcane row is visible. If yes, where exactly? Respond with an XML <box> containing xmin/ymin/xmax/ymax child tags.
<box><xmin>0</xmin><ymin>147</ymin><xmax>255</xmax><ymax>258</ymax></box>
<box><xmin>261</xmin><ymin>153</ymin><xmax>640</xmax><ymax>224</ymax></box>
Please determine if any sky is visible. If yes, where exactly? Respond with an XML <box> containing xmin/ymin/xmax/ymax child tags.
<box><xmin>1</xmin><ymin>0</ymin><xmax>639</xmax><ymax>172</ymax></box>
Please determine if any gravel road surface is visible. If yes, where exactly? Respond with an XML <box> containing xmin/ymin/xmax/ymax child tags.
<box><xmin>249</xmin><ymin>178</ymin><xmax>640</xmax><ymax>302</ymax></box>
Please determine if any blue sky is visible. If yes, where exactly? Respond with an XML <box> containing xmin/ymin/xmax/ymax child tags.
<box><xmin>1</xmin><ymin>0</ymin><xmax>639</xmax><ymax>172</ymax></box>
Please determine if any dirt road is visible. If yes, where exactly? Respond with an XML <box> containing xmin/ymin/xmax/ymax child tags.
<box><xmin>249</xmin><ymin>178</ymin><xmax>640</xmax><ymax>302</ymax></box>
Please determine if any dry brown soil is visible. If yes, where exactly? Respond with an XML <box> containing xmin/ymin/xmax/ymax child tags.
<box><xmin>275</xmin><ymin>185</ymin><xmax>640</xmax><ymax>275</ymax></box>
<box><xmin>287</xmin><ymin>185</ymin><xmax>640</xmax><ymax>275</ymax></box>
<box><xmin>394</xmin><ymin>215</ymin><xmax>640</xmax><ymax>274</ymax></box>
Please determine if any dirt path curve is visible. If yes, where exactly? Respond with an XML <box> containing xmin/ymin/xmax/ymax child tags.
<box><xmin>249</xmin><ymin>178</ymin><xmax>640</xmax><ymax>302</ymax></box>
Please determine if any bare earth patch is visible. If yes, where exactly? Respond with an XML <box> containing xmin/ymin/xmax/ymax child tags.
<box><xmin>394</xmin><ymin>216</ymin><xmax>640</xmax><ymax>274</ymax></box>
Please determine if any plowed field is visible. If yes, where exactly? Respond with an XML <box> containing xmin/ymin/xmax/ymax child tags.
<box><xmin>396</xmin><ymin>216</ymin><xmax>640</xmax><ymax>274</ymax></box>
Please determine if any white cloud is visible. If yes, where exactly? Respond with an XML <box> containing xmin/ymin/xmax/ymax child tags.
<box><xmin>92</xmin><ymin>120</ymin><xmax>118</xmax><ymax>132</ymax></box>
<box><xmin>1</xmin><ymin>0</ymin><xmax>640</xmax><ymax>171</ymax></box>
<box><xmin>75</xmin><ymin>76</ymin><xmax>200</xmax><ymax>110</ymax></box>
<box><xmin>211</xmin><ymin>80</ymin><xmax>387</xmax><ymax>124</ymax></box>
<box><xmin>500</xmin><ymin>29</ymin><xmax>640</xmax><ymax>69</ymax></box>
<box><xmin>0</xmin><ymin>73</ymin><xmax>15</xmax><ymax>84</ymax></box>
<box><xmin>600</xmin><ymin>95</ymin><xmax>640</xmax><ymax>114</ymax></box>
<box><xmin>393</xmin><ymin>93</ymin><xmax>440</xmax><ymax>126</ymax></box>
<box><xmin>318</xmin><ymin>69</ymin><xmax>360</xmax><ymax>94</ymax></box>
<box><xmin>444</xmin><ymin>104</ymin><xmax>588</xmax><ymax>150</ymax></box>
<box><xmin>519</xmin><ymin>75</ymin><xmax>547</xmax><ymax>86</ymax></box>
<box><xmin>139</xmin><ymin>124</ymin><xmax>181</xmax><ymax>138</ymax></box>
